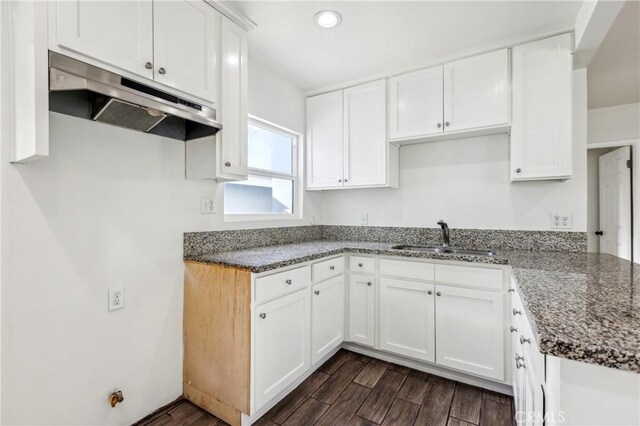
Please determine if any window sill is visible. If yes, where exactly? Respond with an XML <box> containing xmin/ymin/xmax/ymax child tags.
<box><xmin>223</xmin><ymin>214</ymin><xmax>303</xmax><ymax>223</ymax></box>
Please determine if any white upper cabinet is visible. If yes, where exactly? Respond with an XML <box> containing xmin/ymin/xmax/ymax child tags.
<box><xmin>443</xmin><ymin>49</ymin><xmax>510</xmax><ymax>133</ymax></box>
<box><xmin>306</xmin><ymin>80</ymin><xmax>397</xmax><ymax>190</ymax></box>
<box><xmin>55</xmin><ymin>0</ymin><xmax>154</xmax><ymax>80</ymax></box>
<box><xmin>343</xmin><ymin>80</ymin><xmax>388</xmax><ymax>187</ymax></box>
<box><xmin>389</xmin><ymin>66</ymin><xmax>444</xmax><ymax>141</ymax></box>
<box><xmin>153</xmin><ymin>0</ymin><xmax>218</xmax><ymax>103</ymax></box>
<box><xmin>510</xmin><ymin>34</ymin><xmax>572</xmax><ymax>181</ymax></box>
<box><xmin>306</xmin><ymin>91</ymin><xmax>344</xmax><ymax>189</ymax></box>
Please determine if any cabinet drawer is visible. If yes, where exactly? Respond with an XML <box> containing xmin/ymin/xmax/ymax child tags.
<box><xmin>255</xmin><ymin>266</ymin><xmax>311</xmax><ymax>303</ymax></box>
<box><xmin>350</xmin><ymin>256</ymin><xmax>375</xmax><ymax>274</ymax></box>
<box><xmin>312</xmin><ymin>256</ymin><xmax>345</xmax><ymax>283</ymax></box>
<box><xmin>379</xmin><ymin>259</ymin><xmax>434</xmax><ymax>281</ymax></box>
<box><xmin>434</xmin><ymin>264</ymin><xmax>503</xmax><ymax>290</ymax></box>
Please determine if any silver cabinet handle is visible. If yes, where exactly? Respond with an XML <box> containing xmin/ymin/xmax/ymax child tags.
<box><xmin>225</xmin><ymin>161</ymin><xmax>231</xmax><ymax>167</ymax></box>
<box><xmin>145</xmin><ymin>62</ymin><xmax>153</xmax><ymax>69</ymax></box>
<box><xmin>436</xmin><ymin>291</ymin><xmax>442</xmax><ymax>296</ymax></box>
<box><xmin>510</xmin><ymin>326</ymin><xmax>518</xmax><ymax>333</ymax></box>
<box><xmin>445</xmin><ymin>121</ymin><xmax>450</xmax><ymax>127</ymax></box>
<box><xmin>513</xmin><ymin>309</ymin><xmax>522</xmax><ymax>316</ymax></box>
<box><xmin>520</xmin><ymin>335</ymin><xmax>531</xmax><ymax>345</ymax></box>
<box><xmin>515</xmin><ymin>354</ymin><xmax>525</xmax><ymax>362</ymax></box>
<box><xmin>158</xmin><ymin>67</ymin><xmax>166</xmax><ymax>75</ymax></box>
<box><xmin>330</xmin><ymin>265</ymin><xmax>335</xmax><ymax>270</ymax></box>
<box><xmin>427</xmin><ymin>290</ymin><xmax>433</xmax><ymax>295</ymax></box>
<box><xmin>285</xmin><ymin>279</ymin><xmax>292</xmax><ymax>285</ymax></box>
<box><xmin>314</xmin><ymin>290</ymin><xmax>320</xmax><ymax>295</ymax></box>
<box><xmin>515</xmin><ymin>168</ymin><xmax>522</xmax><ymax>174</ymax></box>
<box><xmin>358</xmin><ymin>263</ymin><xmax>363</xmax><ymax>267</ymax></box>
<box><xmin>516</xmin><ymin>360</ymin><xmax>526</xmax><ymax>369</ymax></box>
<box><xmin>366</xmin><ymin>281</ymin><xmax>372</xmax><ymax>286</ymax></box>
<box><xmin>508</xmin><ymin>288</ymin><xmax>515</xmax><ymax>293</ymax></box>
<box><xmin>437</xmin><ymin>123</ymin><xmax>442</xmax><ymax>128</ymax></box>
<box><xmin>259</xmin><ymin>313</ymin><xmax>266</xmax><ymax>319</ymax></box>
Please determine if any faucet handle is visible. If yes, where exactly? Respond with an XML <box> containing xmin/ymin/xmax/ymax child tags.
<box><xmin>437</xmin><ymin>220</ymin><xmax>446</xmax><ymax>226</ymax></box>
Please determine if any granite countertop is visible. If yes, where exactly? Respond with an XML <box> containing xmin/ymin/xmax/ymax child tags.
<box><xmin>186</xmin><ymin>240</ymin><xmax>640</xmax><ymax>373</ymax></box>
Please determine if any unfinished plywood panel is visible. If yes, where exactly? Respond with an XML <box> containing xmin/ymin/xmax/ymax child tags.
<box><xmin>184</xmin><ymin>261</ymin><xmax>251</xmax><ymax>420</ymax></box>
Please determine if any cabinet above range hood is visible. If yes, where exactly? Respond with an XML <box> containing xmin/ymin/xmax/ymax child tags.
<box><xmin>48</xmin><ymin>52</ymin><xmax>222</xmax><ymax>141</ymax></box>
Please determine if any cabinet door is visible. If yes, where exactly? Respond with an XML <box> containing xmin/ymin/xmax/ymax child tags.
<box><xmin>389</xmin><ymin>66</ymin><xmax>444</xmax><ymax>141</ymax></box>
<box><xmin>311</xmin><ymin>276</ymin><xmax>345</xmax><ymax>364</ymax></box>
<box><xmin>153</xmin><ymin>0</ymin><xmax>218</xmax><ymax>103</ymax></box>
<box><xmin>348</xmin><ymin>275</ymin><xmax>375</xmax><ymax>347</ymax></box>
<box><xmin>55</xmin><ymin>0</ymin><xmax>153</xmax><ymax>79</ymax></box>
<box><xmin>511</xmin><ymin>34</ymin><xmax>572</xmax><ymax>181</ymax></box>
<box><xmin>443</xmin><ymin>49</ymin><xmax>510</xmax><ymax>133</ymax></box>
<box><xmin>523</xmin><ymin>366</ymin><xmax>545</xmax><ymax>426</ymax></box>
<box><xmin>307</xmin><ymin>91</ymin><xmax>344</xmax><ymax>189</ymax></box>
<box><xmin>254</xmin><ymin>289</ymin><xmax>310</xmax><ymax>410</ymax></box>
<box><xmin>379</xmin><ymin>278</ymin><xmax>435</xmax><ymax>362</ymax></box>
<box><xmin>343</xmin><ymin>80</ymin><xmax>387</xmax><ymax>187</ymax></box>
<box><xmin>435</xmin><ymin>285</ymin><xmax>504</xmax><ymax>380</ymax></box>
<box><xmin>217</xmin><ymin>17</ymin><xmax>248</xmax><ymax>179</ymax></box>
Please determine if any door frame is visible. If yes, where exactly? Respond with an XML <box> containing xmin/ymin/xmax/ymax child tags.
<box><xmin>587</xmin><ymin>139</ymin><xmax>639</xmax><ymax>262</ymax></box>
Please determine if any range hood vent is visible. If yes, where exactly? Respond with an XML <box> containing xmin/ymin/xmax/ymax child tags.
<box><xmin>48</xmin><ymin>52</ymin><xmax>222</xmax><ymax>141</ymax></box>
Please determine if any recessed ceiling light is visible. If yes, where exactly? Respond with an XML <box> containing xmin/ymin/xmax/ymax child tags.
<box><xmin>314</xmin><ymin>10</ymin><xmax>342</xmax><ymax>29</ymax></box>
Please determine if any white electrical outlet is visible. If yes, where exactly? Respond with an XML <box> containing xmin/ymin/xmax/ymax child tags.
<box><xmin>361</xmin><ymin>213</ymin><xmax>368</xmax><ymax>226</ymax></box>
<box><xmin>109</xmin><ymin>287</ymin><xmax>125</xmax><ymax>311</ymax></box>
<box><xmin>550</xmin><ymin>212</ymin><xmax>572</xmax><ymax>229</ymax></box>
<box><xmin>200</xmin><ymin>196</ymin><xmax>215</xmax><ymax>214</ymax></box>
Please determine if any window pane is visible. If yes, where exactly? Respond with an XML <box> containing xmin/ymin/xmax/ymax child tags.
<box><xmin>247</xmin><ymin>124</ymin><xmax>293</xmax><ymax>174</ymax></box>
<box><xmin>224</xmin><ymin>175</ymin><xmax>294</xmax><ymax>215</ymax></box>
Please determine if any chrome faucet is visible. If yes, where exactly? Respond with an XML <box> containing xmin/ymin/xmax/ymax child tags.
<box><xmin>437</xmin><ymin>220</ymin><xmax>450</xmax><ymax>248</ymax></box>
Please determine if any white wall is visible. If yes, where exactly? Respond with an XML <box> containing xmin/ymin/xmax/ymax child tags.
<box><xmin>0</xmin><ymin>58</ymin><xmax>315</xmax><ymax>425</ymax></box>
<box><xmin>321</xmin><ymin>70</ymin><xmax>588</xmax><ymax>232</ymax></box>
<box><xmin>588</xmin><ymin>103</ymin><xmax>640</xmax><ymax>143</ymax></box>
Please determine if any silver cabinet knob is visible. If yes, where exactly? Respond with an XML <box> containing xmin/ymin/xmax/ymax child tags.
<box><xmin>510</xmin><ymin>326</ymin><xmax>518</xmax><ymax>333</ymax></box>
<box><xmin>358</xmin><ymin>263</ymin><xmax>363</xmax><ymax>267</ymax></box>
<box><xmin>338</xmin><ymin>179</ymin><xmax>343</xmax><ymax>182</ymax></box>
<box><xmin>366</xmin><ymin>281</ymin><xmax>372</xmax><ymax>286</ymax></box>
<box><xmin>508</xmin><ymin>288</ymin><xmax>515</xmax><ymax>293</ymax></box>
<box><xmin>515</xmin><ymin>168</ymin><xmax>522</xmax><ymax>174</ymax></box>
<box><xmin>437</xmin><ymin>123</ymin><xmax>442</xmax><ymax>128</ymax></box>
<box><xmin>158</xmin><ymin>67</ymin><xmax>166</xmax><ymax>75</ymax></box>
<box><xmin>515</xmin><ymin>354</ymin><xmax>525</xmax><ymax>362</ymax></box>
<box><xmin>145</xmin><ymin>61</ymin><xmax>153</xmax><ymax>69</ymax></box>
<box><xmin>520</xmin><ymin>335</ymin><xmax>531</xmax><ymax>345</ymax></box>
<box><xmin>427</xmin><ymin>290</ymin><xmax>433</xmax><ymax>295</ymax></box>
<box><xmin>225</xmin><ymin>161</ymin><xmax>231</xmax><ymax>167</ymax></box>
<box><xmin>259</xmin><ymin>313</ymin><xmax>266</xmax><ymax>319</ymax></box>
<box><xmin>445</xmin><ymin>121</ymin><xmax>450</xmax><ymax>127</ymax></box>
<box><xmin>285</xmin><ymin>279</ymin><xmax>292</xmax><ymax>285</ymax></box>
<box><xmin>513</xmin><ymin>309</ymin><xmax>522</xmax><ymax>316</ymax></box>
<box><xmin>516</xmin><ymin>360</ymin><xmax>526</xmax><ymax>369</ymax></box>
<box><xmin>436</xmin><ymin>291</ymin><xmax>442</xmax><ymax>296</ymax></box>
<box><xmin>314</xmin><ymin>290</ymin><xmax>320</xmax><ymax>295</ymax></box>
<box><xmin>330</xmin><ymin>266</ymin><xmax>335</xmax><ymax>270</ymax></box>
<box><xmin>344</xmin><ymin>178</ymin><xmax>348</xmax><ymax>182</ymax></box>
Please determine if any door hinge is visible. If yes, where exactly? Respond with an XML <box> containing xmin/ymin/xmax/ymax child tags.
<box><xmin>627</xmin><ymin>159</ymin><xmax>633</xmax><ymax>169</ymax></box>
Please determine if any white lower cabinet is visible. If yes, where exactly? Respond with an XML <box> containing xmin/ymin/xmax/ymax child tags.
<box><xmin>311</xmin><ymin>275</ymin><xmax>345</xmax><ymax>364</ymax></box>
<box><xmin>254</xmin><ymin>289</ymin><xmax>310</xmax><ymax>410</ymax></box>
<box><xmin>379</xmin><ymin>278</ymin><xmax>435</xmax><ymax>362</ymax></box>
<box><xmin>348</xmin><ymin>274</ymin><xmax>375</xmax><ymax>347</ymax></box>
<box><xmin>435</xmin><ymin>284</ymin><xmax>504</xmax><ymax>380</ymax></box>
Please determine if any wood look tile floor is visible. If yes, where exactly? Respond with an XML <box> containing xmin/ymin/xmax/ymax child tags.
<box><xmin>139</xmin><ymin>350</ymin><xmax>514</xmax><ymax>426</ymax></box>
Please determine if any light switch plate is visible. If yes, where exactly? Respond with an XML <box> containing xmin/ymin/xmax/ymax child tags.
<box><xmin>550</xmin><ymin>212</ymin><xmax>572</xmax><ymax>229</ymax></box>
<box><xmin>200</xmin><ymin>196</ymin><xmax>215</xmax><ymax>214</ymax></box>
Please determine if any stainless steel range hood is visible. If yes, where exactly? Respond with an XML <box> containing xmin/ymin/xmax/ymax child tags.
<box><xmin>48</xmin><ymin>52</ymin><xmax>222</xmax><ymax>141</ymax></box>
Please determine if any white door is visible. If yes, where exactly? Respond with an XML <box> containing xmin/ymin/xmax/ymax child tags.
<box><xmin>599</xmin><ymin>146</ymin><xmax>632</xmax><ymax>260</ymax></box>
<box><xmin>443</xmin><ymin>49</ymin><xmax>509</xmax><ymax>133</ymax></box>
<box><xmin>55</xmin><ymin>0</ymin><xmax>154</xmax><ymax>79</ymax></box>
<box><xmin>343</xmin><ymin>80</ymin><xmax>387</xmax><ymax>187</ymax></box>
<box><xmin>311</xmin><ymin>276</ymin><xmax>345</xmax><ymax>364</ymax></box>
<box><xmin>379</xmin><ymin>278</ymin><xmax>435</xmax><ymax>362</ymax></box>
<box><xmin>307</xmin><ymin>91</ymin><xmax>344</xmax><ymax>189</ymax></box>
<box><xmin>435</xmin><ymin>285</ymin><xmax>504</xmax><ymax>380</ymax></box>
<box><xmin>254</xmin><ymin>289</ymin><xmax>310</xmax><ymax>410</ymax></box>
<box><xmin>348</xmin><ymin>274</ymin><xmax>375</xmax><ymax>347</ymax></box>
<box><xmin>217</xmin><ymin>17</ymin><xmax>248</xmax><ymax>179</ymax></box>
<box><xmin>511</xmin><ymin>34</ymin><xmax>572</xmax><ymax>181</ymax></box>
<box><xmin>389</xmin><ymin>66</ymin><xmax>444</xmax><ymax>141</ymax></box>
<box><xmin>153</xmin><ymin>0</ymin><xmax>218</xmax><ymax>103</ymax></box>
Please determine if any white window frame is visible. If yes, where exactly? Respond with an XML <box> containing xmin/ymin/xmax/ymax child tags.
<box><xmin>224</xmin><ymin>115</ymin><xmax>303</xmax><ymax>222</ymax></box>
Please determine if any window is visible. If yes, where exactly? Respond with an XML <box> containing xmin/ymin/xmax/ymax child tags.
<box><xmin>224</xmin><ymin>117</ymin><xmax>300</xmax><ymax>219</ymax></box>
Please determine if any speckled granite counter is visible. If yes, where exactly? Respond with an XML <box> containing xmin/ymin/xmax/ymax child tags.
<box><xmin>185</xmin><ymin>240</ymin><xmax>640</xmax><ymax>374</ymax></box>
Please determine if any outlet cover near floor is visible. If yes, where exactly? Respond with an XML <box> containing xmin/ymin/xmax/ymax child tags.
<box><xmin>550</xmin><ymin>212</ymin><xmax>572</xmax><ymax>229</ymax></box>
<box><xmin>109</xmin><ymin>287</ymin><xmax>125</xmax><ymax>311</ymax></box>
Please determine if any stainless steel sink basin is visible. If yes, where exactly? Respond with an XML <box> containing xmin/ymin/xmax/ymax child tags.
<box><xmin>391</xmin><ymin>245</ymin><xmax>496</xmax><ymax>257</ymax></box>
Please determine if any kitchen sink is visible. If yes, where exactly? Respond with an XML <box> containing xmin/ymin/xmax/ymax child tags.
<box><xmin>391</xmin><ymin>245</ymin><xmax>497</xmax><ymax>257</ymax></box>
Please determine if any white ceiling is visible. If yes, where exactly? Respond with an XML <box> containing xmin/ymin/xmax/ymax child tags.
<box><xmin>231</xmin><ymin>1</ymin><xmax>582</xmax><ymax>92</ymax></box>
<box><xmin>587</xmin><ymin>0</ymin><xmax>640</xmax><ymax>109</ymax></box>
